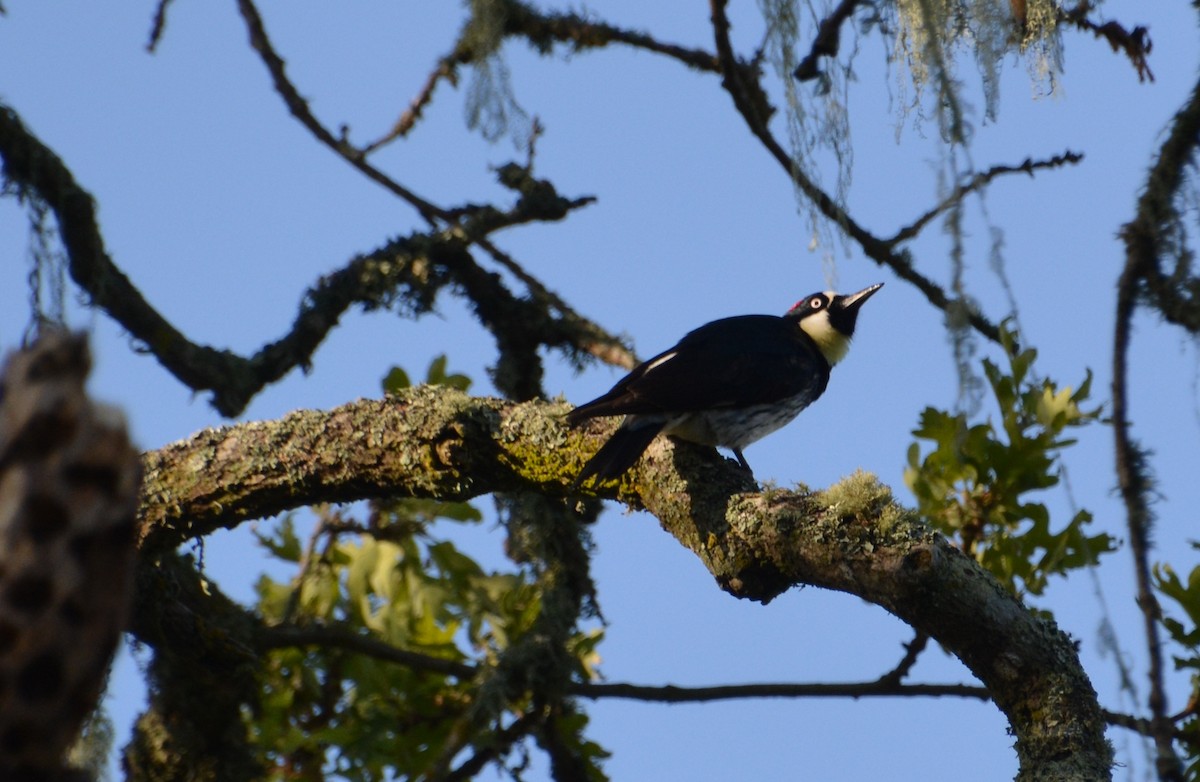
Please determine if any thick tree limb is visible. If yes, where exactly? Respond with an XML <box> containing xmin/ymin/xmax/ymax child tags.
<box><xmin>137</xmin><ymin>385</ymin><xmax>1111</xmax><ymax>779</ymax></box>
<box><xmin>125</xmin><ymin>551</ymin><xmax>263</xmax><ymax>781</ymax></box>
<box><xmin>136</xmin><ymin>386</ymin><xmax>579</xmax><ymax>551</ymax></box>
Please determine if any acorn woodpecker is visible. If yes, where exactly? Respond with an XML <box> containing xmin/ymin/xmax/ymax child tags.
<box><xmin>567</xmin><ymin>283</ymin><xmax>883</xmax><ymax>483</ymax></box>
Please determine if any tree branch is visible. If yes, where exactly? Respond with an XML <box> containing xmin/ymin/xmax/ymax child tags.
<box><xmin>0</xmin><ymin>102</ymin><xmax>628</xmax><ymax>416</ymax></box>
<box><xmin>1112</xmin><ymin>67</ymin><xmax>1200</xmax><ymax>782</ymax></box>
<box><xmin>261</xmin><ymin>617</ymin><xmax>984</xmax><ymax>705</ymax></box>
<box><xmin>442</xmin><ymin>710</ymin><xmax>542</xmax><ymax>782</ymax></box>
<box><xmin>875</xmin><ymin>631</ymin><xmax>929</xmax><ymax>688</ymax></box>
<box><xmin>706</xmin><ymin>0</ymin><xmax>1003</xmax><ymax>345</ymax></box>
<box><xmin>1060</xmin><ymin>4</ymin><xmax>1154</xmax><ymax>83</ymax></box>
<box><xmin>888</xmin><ymin>152</ymin><xmax>1085</xmax><ymax>246</ymax></box>
<box><xmin>135</xmin><ymin>387</ymin><xmax>577</xmax><ymax>551</ymax></box>
<box><xmin>500</xmin><ymin>0</ymin><xmax>721</xmax><ymax>74</ymax></box>
<box><xmin>236</xmin><ymin>0</ymin><xmax>641</xmax><ymax>400</ymax></box>
<box><xmin>363</xmin><ymin>53</ymin><xmax>461</xmax><ymax>155</ymax></box>
<box><xmin>367</xmin><ymin>0</ymin><xmax>721</xmax><ymax>155</ymax></box>
<box><xmin>0</xmin><ymin>103</ymin><xmax>255</xmax><ymax>412</ymax></box>
<box><xmin>571</xmin><ymin>679</ymin><xmax>986</xmax><ymax>703</ymax></box>
<box><xmin>145</xmin><ymin>0</ymin><xmax>175</xmax><ymax>52</ymax></box>
<box><xmin>260</xmin><ymin>624</ymin><xmax>477</xmax><ymax>680</ymax></box>
<box><xmin>125</xmin><ymin>551</ymin><xmax>264</xmax><ymax>780</ymax></box>
<box><xmin>234</xmin><ymin>0</ymin><xmax>447</xmax><ymax>225</ymax></box>
<box><xmin>135</xmin><ymin>386</ymin><xmax>1111</xmax><ymax>779</ymax></box>
<box><xmin>260</xmin><ymin>615</ymin><xmax>1176</xmax><ymax>737</ymax></box>
<box><xmin>792</xmin><ymin>0</ymin><xmax>872</xmax><ymax>82</ymax></box>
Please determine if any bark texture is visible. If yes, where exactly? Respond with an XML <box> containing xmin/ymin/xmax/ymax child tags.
<box><xmin>136</xmin><ymin>385</ymin><xmax>1112</xmax><ymax>780</ymax></box>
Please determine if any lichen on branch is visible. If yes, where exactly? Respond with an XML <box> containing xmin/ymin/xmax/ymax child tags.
<box><xmin>135</xmin><ymin>384</ymin><xmax>1111</xmax><ymax>780</ymax></box>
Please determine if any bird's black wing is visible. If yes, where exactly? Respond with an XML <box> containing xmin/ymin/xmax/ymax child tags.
<box><xmin>567</xmin><ymin>315</ymin><xmax>829</xmax><ymax>422</ymax></box>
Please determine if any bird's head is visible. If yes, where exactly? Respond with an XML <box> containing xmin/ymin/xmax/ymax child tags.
<box><xmin>786</xmin><ymin>283</ymin><xmax>884</xmax><ymax>365</ymax></box>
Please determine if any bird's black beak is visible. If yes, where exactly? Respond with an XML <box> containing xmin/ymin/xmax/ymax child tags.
<box><xmin>837</xmin><ymin>283</ymin><xmax>884</xmax><ymax>314</ymax></box>
<box><xmin>828</xmin><ymin>282</ymin><xmax>883</xmax><ymax>336</ymax></box>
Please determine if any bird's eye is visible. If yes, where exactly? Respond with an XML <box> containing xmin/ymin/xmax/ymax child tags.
<box><xmin>810</xmin><ymin>297</ymin><xmax>824</xmax><ymax>309</ymax></box>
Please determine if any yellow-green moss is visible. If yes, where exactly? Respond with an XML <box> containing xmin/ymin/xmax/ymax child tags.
<box><xmin>812</xmin><ymin>469</ymin><xmax>926</xmax><ymax>542</ymax></box>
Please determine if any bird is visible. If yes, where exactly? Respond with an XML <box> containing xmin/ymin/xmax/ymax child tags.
<box><xmin>567</xmin><ymin>283</ymin><xmax>883</xmax><ymax>484</ymax></box>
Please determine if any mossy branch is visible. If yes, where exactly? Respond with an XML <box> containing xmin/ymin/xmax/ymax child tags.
<box><xmin>0</xmin><ymin>99</ymin><xmax>627</xmax><ymax>418</ymax></box>
<box><xmin>136</xmin><ymin>384</ymin><xmax>1111</xmax><ymax>780</ymax></box>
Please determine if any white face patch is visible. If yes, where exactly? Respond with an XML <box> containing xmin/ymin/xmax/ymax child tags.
<box><xmin>799</xmin><ymin>309</ymin><xmax>851</xmax><ymax>365</ymax></box>
<box><xmin>644</xmin><ymin>351</ymin><xmax>677</xmax><ymax>372</ymax></box>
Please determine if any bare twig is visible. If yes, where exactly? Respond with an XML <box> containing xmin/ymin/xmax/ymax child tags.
<box><xmin>476</xmin><ymin>236</ymin><xmax>636</xmax><ymax>369</ymax></box>
<box><xmin>260</xmin><ymin>619</ymin><xmax>985</xmax><ymax>703</ymax></box>
<box><xmin>234</xmin><ymin>0</ymin><xmax>448</xmax><ymax>225</ymax></box>
<box><xmin>571</xmin><ymin>678</ymin><xmax>987</xmax><ymax>703</ymax></box>
<box><xmin>259</xmin><ymin>624</ymin><xmax>478</xmax><ymax>680</ymax></box>
<box><xmin>1060</xmin><ymin>4</ymin><xmax>1153</xmax><ymax>83</ymax></box>
<box><xmin>1103</xmin><ymin>708</ymin><xmax>1191</xmax><ymax>743</ymax></box>
<box><xmin>146</xmin><ymin>0</ymin><xmax>175</xmax><ymax>52</ymax></box>
<box><xmin>441</xmin><ymin>710</ymin><xmax>542</xmax><ymax>782</ymax></box>
<box><xmin>256</xmin><ymin>617</ymin><xmax>1185</xmax><ymax>742</ymax></box>
<box><xmin>1113</xmin><ymin>235</ymin><xmax>1169</xmax><ymax>778</ymax></box>
<box><xmin>361</xmin><ymin>0</ymin><xmax>721</xmax><ymax>154</ymax></box>
<box><xmin>503</xmin><ymin>1</ymin><xmax>721</xmax><ymax>73</ymax></box>
<box><xmin>889</xmin><ymin>152</ymin><xmax>1085</xmax><ymax>245</ymax></box>
<box><xmin>875</xmin><ymin>632</ymin><xmax>930</xmax><ymax>688</ymax></box>
<box><xmin>707</xmin><ymin>0</ymin><xmax>1003</xmax><ymax>345</ymax></box>
<box><xmin>792</xmin><ymin>0</ymin><xmax>872</xmax><ymax>82</ymax></box>
<box><xmin>363</xmin><ymin>54</ymin><xmax>462</xmax><ymax>154</ymax></box>
<box><xmin>279</xmin><ymin>508</ymin><xmax>337</xmax><ymax>624</ymax></box>
<box><xmin>234</xmin><ymin>0</ymin><xmax>634</xmax><ymax>398</ymax></box>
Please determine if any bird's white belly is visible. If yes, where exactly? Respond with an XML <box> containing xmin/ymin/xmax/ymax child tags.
<box><xmin>663</xmin><ymin>395</ymin><xmax>811</xmax><ymax>450</ymax></box>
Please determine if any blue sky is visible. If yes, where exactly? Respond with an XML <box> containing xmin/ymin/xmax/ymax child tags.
<box><xmin>1</xmin><ymin>2</ymin><xmax>1197</xmax><ymax>780</ymax></box>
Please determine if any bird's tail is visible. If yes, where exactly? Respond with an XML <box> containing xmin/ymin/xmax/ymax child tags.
<box><xmin>574</xmin><ymin>419</ymin><xmax>664</xmax><ymax>485</ymax></box>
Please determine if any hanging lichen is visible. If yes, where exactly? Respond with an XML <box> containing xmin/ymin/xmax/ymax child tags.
<box><xmin>757</xmin><ymin>0</ymin><xmax>859</xmax><ymax>281</ymax></box>
<box><xmin>461</xmin><ymin>0</ymin><xmax>533</xmax><ymax>148</ymax></box>
<box><xmin>755</xmin><ymin>1</ymin><xmax>1063</xmax><ymax>405</ymax></box>
<box><xmin>891</xmin><ymin>0</ymin><xmax>1062</xmax><ymax>128</ymax></box>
